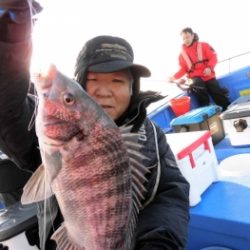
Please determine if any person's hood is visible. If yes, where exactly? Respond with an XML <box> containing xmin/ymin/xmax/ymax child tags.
<box><xmin>116</xmin><ymin>90</ymin><xmax>165</xmax><ymax>132</ymax></box>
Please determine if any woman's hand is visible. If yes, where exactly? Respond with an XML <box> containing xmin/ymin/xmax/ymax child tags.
<box><xmin>203</xmin><ymin>67</ymin><xmax>211</xmax><ymax>76</ymax></box>
<box><xmin>167</xmin><ymin>76</ymin><xmax>176</xmax><ymax>83</ymax></box>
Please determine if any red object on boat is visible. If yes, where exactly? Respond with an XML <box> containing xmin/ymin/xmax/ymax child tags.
<box><xmin>170</xmin><ymin>96</ymin><xmax>191</xmax><ymax>116</ymax></box>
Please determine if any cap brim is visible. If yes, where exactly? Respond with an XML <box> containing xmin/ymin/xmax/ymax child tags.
<box><xmin>88</xmin><ymin>60</ymin><xmax>151</xmax><ymax>77</ymax></box>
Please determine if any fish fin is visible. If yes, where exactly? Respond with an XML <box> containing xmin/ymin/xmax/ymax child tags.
<box><xmin>21</xmin><ymin>164</ymin><xmax>54</xmax><ymax>204</ymax></box>
<box><xmin>51</xmin><ymin>223</ymin><xmax>80</xmax><ymax>250</ymax></box>
<box><xmin>119</xmin><ymin>125</ymin><xmax>150</xmax><ymax>203</ymax></box>
<box><xmin>120</xmin><ymin>125</ymin><xmax>153</xmax><ymax>247</ymax></box>
<box><xmin>32</xmin><ymin>64</ymin><xmax>57</xmax><ymax>81</ymax></box>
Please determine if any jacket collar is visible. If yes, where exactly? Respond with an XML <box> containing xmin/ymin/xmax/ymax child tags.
<box><xmin>116</xmin><ymin>91</ymin><xmax>165</xmax><ymax>132</ymax></box>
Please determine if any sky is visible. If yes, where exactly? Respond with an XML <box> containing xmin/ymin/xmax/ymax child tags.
<box><xmin>32</xmin><ymin>0</ymin><xmax>250</xmax><ymax>92</ymax></box>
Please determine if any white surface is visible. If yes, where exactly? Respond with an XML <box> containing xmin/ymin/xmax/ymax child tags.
<box><xmin>166</xmin><ymin>131</ymin><xmax>219</xmax><ymax>206</ymax></box>
<box><xmin>32</xmin><ymin>1</ymin><xmax>250</xmax><ymax>80</ymax></box>
<box><xmin>1</xmin><ymin>232</ymin><xmax>39</xmax><ymax>250</ymax></box>
<box><xmin>218</xmin><ymin>154</ymin><xmax>250</xmax><ymax>188</ymax></box>
<box><xmin>223</xmin><ymin>117</ymin><xmax>250</xmax><ymax>146</ymax></box>
<box><xmin>166</xmin><ymin>131</ymin><xmax>211</xmax><ymax>154</ymax></box>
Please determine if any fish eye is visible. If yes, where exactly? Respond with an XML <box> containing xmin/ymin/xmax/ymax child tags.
<box><xmin>63</xmin><ymin>93</ymin><xmax>75</xmax><ymax>105</ymax></box>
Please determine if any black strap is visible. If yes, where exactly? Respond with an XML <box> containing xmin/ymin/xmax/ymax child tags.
<box><xmin>184</xmin><ymin>49</ymin><xmax>209</xmax><ymax>73</ymax></box>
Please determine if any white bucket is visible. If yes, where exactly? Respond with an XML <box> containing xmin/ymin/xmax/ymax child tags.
<box><xmin>218</xmin><ymin>154</ymin><xmax>250</xmax><ymax>187</ymax></box>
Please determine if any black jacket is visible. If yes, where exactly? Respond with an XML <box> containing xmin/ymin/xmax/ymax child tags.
<box><xmin>130</xmin><ymin>117</ymin><xmax>190</xmax><ymax>250</ymax></box>
<box><xmin>0</xmin><ymin>1</ymin><xmax>190</xmax><ymax>249</ymax></box>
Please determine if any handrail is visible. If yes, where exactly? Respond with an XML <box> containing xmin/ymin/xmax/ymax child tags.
<box><xmin>218</xmin><ymin>51</ymin><xmax>250</xmax><ymax>63</ymax></box>
<box><xmin>217</xmin><ymin>51</ymin><xmax>250</xmax><ymax>74</ymax></box>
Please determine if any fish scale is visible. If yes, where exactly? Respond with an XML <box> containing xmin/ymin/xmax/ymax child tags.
<box><xmin>50</xmin><ymin>134</ymin><xmax>131</xmax><ymax>249</ymax></box>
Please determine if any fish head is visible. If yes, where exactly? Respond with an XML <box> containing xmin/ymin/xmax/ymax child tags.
<box><xmin>32</xmin><ymin>64</ymin><xmax>117</xmax><ymax>151</ymax></box>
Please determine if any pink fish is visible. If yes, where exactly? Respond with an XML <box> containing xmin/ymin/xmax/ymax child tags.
<box><xmin>21</xmin><ymin>65</ymin><xmax>149</xmax><ymax>250</ymax></box>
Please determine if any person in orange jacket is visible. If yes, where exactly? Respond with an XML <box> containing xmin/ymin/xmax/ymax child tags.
<box><xmin>169</xmin><ymin>27</ymin><xmax>230</xmax><ymax>110</ymax></box>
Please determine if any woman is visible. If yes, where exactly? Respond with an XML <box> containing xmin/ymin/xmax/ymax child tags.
<box><xmin>169</xmin><ymin>27</ymin><xmax>230</xmax><ymax>110</ymax></box>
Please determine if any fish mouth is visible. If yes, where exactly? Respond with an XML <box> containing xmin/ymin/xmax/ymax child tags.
<box><xmin>42</xmin><ymin>117</ymin><xmax>84</xmax><ymax>143</ymax></box>
<box><xmin>43</xmin><ymin>139</ymin><xmax>64</xmax><ymax>148</ymax></box>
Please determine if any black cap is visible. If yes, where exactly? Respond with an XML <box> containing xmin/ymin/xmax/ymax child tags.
<box><xmin>74</xmin><ymin>35</ymin><xmax>151</xmax><ymax>85</ymax></box>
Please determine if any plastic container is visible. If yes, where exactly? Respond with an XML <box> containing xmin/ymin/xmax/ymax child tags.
<box><xmin>170</xmin><ymin>105</ymin><xmax>225</xmax><ymax>145</ymax></box>
<box><xmin>220</xmin><ymin>95</ymin><xmax>250</xmax><ymax>146</ymax></box>
<box><xmin>165</xmin><ymin>131</ymin><xmax>218</xmax><ymax>206</ymax></box>
<box><xmin>218</xmin><ymin>154</ymin><xmax>250</xmax><ymax>187</ymax></box>
<box><xmin>170</xmin><ymin>96</ymin><xmax>191</xmax><ymax>116</ymax></box>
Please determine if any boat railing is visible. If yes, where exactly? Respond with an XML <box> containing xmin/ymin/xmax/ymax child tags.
<box><xmin>216</xmin><ymin>51</ymin><xmax>250</xmax><ymax>76</ymax></box>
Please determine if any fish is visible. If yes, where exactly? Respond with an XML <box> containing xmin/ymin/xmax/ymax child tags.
<box><xmin>21</xmin><ymin>64</ymin><xmax>150</xmax><ymax>250</ymax></box>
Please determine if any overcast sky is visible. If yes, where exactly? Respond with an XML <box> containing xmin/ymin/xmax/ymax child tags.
<box><xmin>32</xmin><ymin>0</ymin><xmax>250</xmax><ymax>90</ymax></box>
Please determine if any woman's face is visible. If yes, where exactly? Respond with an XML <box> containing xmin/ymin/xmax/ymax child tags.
<box><xmin>181</xmin><ymin>32</ymin><xmax>194</xmax><ymax>46</ymax></box>
<box><xmin>85</xmin><ymin>69</ymin><xmax>132</xmax><ymax>121</ymax></box>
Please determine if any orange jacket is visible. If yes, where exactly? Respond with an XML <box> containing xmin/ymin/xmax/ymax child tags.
<box><xmin>174</xmin><ymin>41</ymin><xmax>218</xmax><ymax>81</ymax></box>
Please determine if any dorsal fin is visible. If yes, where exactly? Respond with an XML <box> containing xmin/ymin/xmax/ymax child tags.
<box><xmin>119</xmin><ymin>125</ymin><xmax>154</xmax><ymax>249</ymax></box>
<box><xmin>21</xmin><ymin>164</ymin><xmax>54</xmax><ymax>204</ymax></box>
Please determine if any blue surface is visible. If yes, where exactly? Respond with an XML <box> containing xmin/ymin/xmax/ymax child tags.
<box><xmin>0</xmin><ymin>201</ymin><xmax>4</xmax><ymax>209</ymax></box>
<box><xmin>218</xmin><ymin>66</ymin><xmax>250</xmax><ymax>102</ymax></box>
<box><xmin>187</xmin><ymin>181</ymin><xmax>250</xmax><ymax>250</ymax></box>
<box><xmin>170</xmin><ymin>105</ymin><xmax>222</xmax><ymax>126</ymax></box>
<box><xmin>148</xmin><ymin>104</ymin><xmax>175</xmax><ymax>132</ymax></box>
<box><xmin>214</xmin><ymin>135</ymin><xmax>250</xmax><ymax>162</ymax></box>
